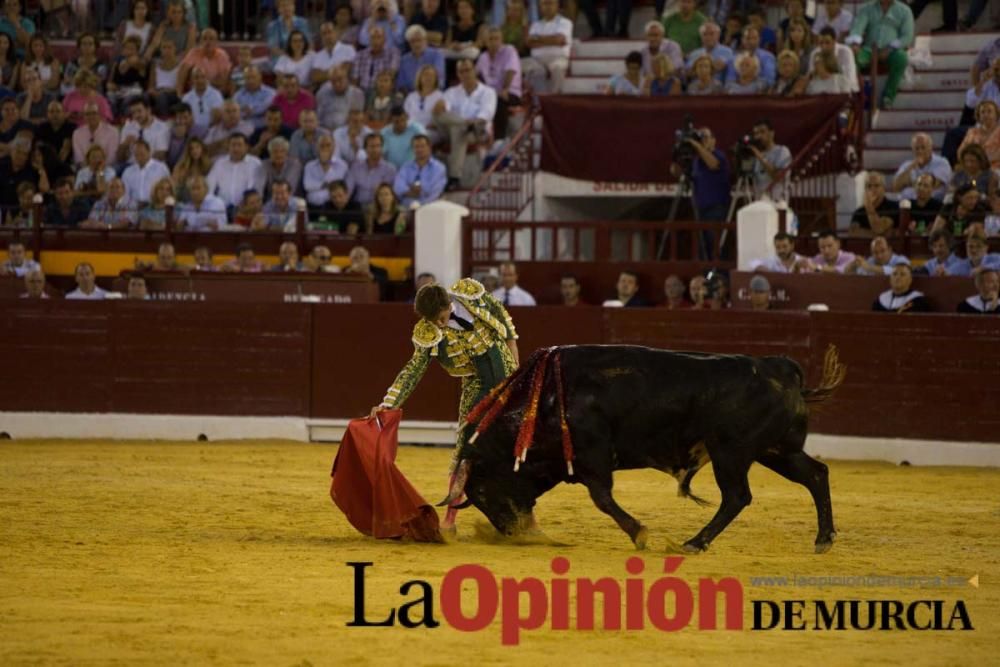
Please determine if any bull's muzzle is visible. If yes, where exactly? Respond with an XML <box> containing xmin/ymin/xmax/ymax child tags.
<box><xmin>436</xmin><ymin>459</ymin><xmax>470</xmax><ymax>507</ymax></box>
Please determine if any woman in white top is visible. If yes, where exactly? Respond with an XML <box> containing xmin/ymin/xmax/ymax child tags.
<box><xmin>273</xmin><ymin>30</ymin><xmax>314</xmax><ymax>86</ymax></box>
<box><xmin>805</xmin><ymin>51</ymin><xmax>849</xmax><ymax>95</ymax></box>
<box><xmin>116</xmin><ymin>0</ymin><xmax>154</xmax><ymax>57</ymax></box>
<box><xmin>149</xmin><ymin>39</ymin><xmax>182</xmax><ymax>116</ymax></box>
<box><xmin>403</xmin><ymin>65</ymin><xmax>446</xmax><ymax>142</ymax></box>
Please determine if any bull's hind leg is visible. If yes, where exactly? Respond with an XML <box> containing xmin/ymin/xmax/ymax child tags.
<box><xmin>581</xmin><ymin>472</ymin><xmax>648</xmax><ymax>550</ymax></box>
<box><xmin>758</xmin><ymin>451</ymin><xmax>836</xmax><ymax>553</ymax></box>
<box><xmin>683</xmin><ymin>455</ymin><xmax>753</xmax><ymax>553</ymax></box>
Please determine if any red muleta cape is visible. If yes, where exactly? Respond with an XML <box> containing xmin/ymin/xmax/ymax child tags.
<box><xmin>330</xmin><ymin>409</ymin><xmax>443</xmax><ymax>542</ymax></box>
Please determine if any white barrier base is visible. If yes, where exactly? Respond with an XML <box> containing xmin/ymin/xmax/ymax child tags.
<box><xmin>1</xmin><ymin>413</ymin><xmax>997</xmax><ymax>468</ymax></box>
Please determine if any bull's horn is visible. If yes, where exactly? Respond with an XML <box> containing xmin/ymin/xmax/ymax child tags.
<box><xmin>436</xmin><ymin>460</ymin><xmax>471</xmax><ymax>507</ymax></box>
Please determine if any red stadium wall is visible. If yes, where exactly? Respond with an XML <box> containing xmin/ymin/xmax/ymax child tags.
<box><xmin>2</xmin><ymin>302</ymin><xmax>998</xmax><ymax>442</ymax></box>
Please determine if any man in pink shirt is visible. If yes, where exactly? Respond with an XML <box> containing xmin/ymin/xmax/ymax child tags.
<box><xmin>475</xmin><ymin>26</ymin><xmax>522</xmax><ymax>141</ymax></box>
<box><xmin>71</xmin><ymin>103</ymin><xmax>120</xmax><ymax>168</ymax></box>
<box><xmin>811</xmin><ymin>230</ymin><xmax>857</xmax><ymax>273</ymax></box>
<box><xmin>179</xmin><ymin>28</ymin><xmax>233</xmax><ymax>92</ymax></box>
<box><xmin>272</xmin><ymin>74</ymin><xmax>316</xmax><ymax>130</ymax></box>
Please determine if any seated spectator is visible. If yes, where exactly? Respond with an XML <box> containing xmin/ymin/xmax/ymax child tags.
<box><xmin>0</xmin><ymin>97</ymin><xmax>33</xmax><ymax>157</ymax></box>
<box><xmin>403</xmin><ymin>65</ymin><xmax>444</xmax><ymax>140</ymax></box>
<box><xmin>958</xmin><ymin>100</ymin><xmax>1000</xmax><ymax>169</ymax></box>
<box><xmin>805</xmin><ymin>51</ymin><xmax>849</xmax><ymax>95</ymax></box>
<box><xmin>847</xmin><ymin>235</ymin><xmax>909</xmax><ymax>276</ymax></box>
<box><xmin>382</xmin><ymin>106</ymin><xmax>426</xmax><ymax>168</ymax></box>
<box><xmin>745</xmin><ymin>6</ymin><xmax>778</xmax><ymax>52</ymax></box>
<box><xmin>232</xmin><ymin>190</ymin><xmax>264</xmax><ymax>228</ymax></box>
<box><xmin>149</xmin><ymin>38</ymin><xmax>182</xmax><ymax>117</ymax></box>
<box><xmin>892</xmin><ymin>133</ymin><xmax>952</xmax><ymax>200</ymax></box>
<box><xmin>65</xmin><ymin>262</ymin><xmax>108</xmax><ymax>300</ymax></box>
<box><xmin>412</xmin><ymin>0</ymin><xmax>450</xmax><ymax>48</ymax></box>
<box><xmin>261</xmin><ymin>136</ymin><xmax>303</xmax><ymax>197</ymax></box>
<box><xmin>45</xmin><ymin>176</ymin><xmax>89</xmax><ymax>227</ymax></box>
<box><xmin>499</xmin><ymin>0</ymin><xmax>531</xmax><ymax>56</ymax></box>
<box><xmin>847</xmin><ymin>0</ymin><xmax>913</xmax><ymax>109</ymax></box>
<box><xmin>686</xmin><ymin>54</ymin><xmax>723</xmax><ymax>95</ymax></box>
<box><xmin>234</xmin><ymin>66</ymin><xmax>277</xmax><ymax>130</ymax></box>
<box><xmin>126</xmin><ymin>274</ymin><xmax>148</xmax><ymax>300</ymax></box>
<box><xmin>272</xmin><ymin>74</ymin><xmax>316</xmax><ymax>130</ymax></box>
<box><xmin>311</xmin><ymin>21</ymin><xmax>357</xmax><ymax>87</ymax></box>
<box><xmin>266</xmin><ymin>0</ymin><xmax>312</xmax><ymax>60</ymax></box>
<box><xmin>178</xmin><ymin>28</ymin><xmax>232</xmax><ymax>92</ymax></box>
<box><xmin>398</xmin><ymin>24</ymin><xmax>444</xmax><ymax>94</ymax></box>
<box><xmin>316</xmin><ymin>66</ymin><xmax>365</xmax><ymax>131</ymax></box>
<box><xmin>250</xmin><ymin>106</ymin><xmax>294</xmax><ymax>159</ymax></box>
<box><xmin>951</xmin><ymin>144</ymin><xmax>997</xmax><ymax>199</ymax></box>
<box><xmin>445</xmin><ymin>0</ymin><xmax>486</xmax><ymax>63</ymax></box>
<box><xmin>355</xmin><ymin>25</ymin><xmax>401</xmax><ymax>94</ymax></box>
<box><xmin>0</xmin><ymin>0</ymin><xmax>33</xmax><ymax>59</ymax></box>
<box><xmin>359</xmin><ymin>0</ymin><xmax>406</xmax><ymax>50</ymax></box>
<box><xmin>146</xmin><ymin>0</ymin><xmax>197</xmax><ymax>60</ymax></box>
<box><xmin>850</xmin><ymin>172</ymin><xmax>899</xmax><ymax>237</ymax></box>
<box><xmin>203</xmin><ymin>100</ymin><xmax>255</xmax><ymax>160</ymax></box>
<box><xmin>414</xmin><ymin>272</ymin><xmax>436</xmax><ymax>293</ymax></box>
<box><xmin>9</xmin><ymin>181</ymin><xmax>37</xmax><ymax>227</ymax></box>
<box><xmin>0</xmin><ymin>135</ymin><xmax>36</xmax><ymax>210</ymax></box>
<box><xmin>366</xmin><ymin>182</ymin><xmax>407</xmax><ymax>234</ymax></box>
<box><xmin>908</xmin><ymin>173</ymin><xmax>944</xmax><ymax>233</ymax></box>
<box><xmin>726</xmin><ymin>26</ymin><xmax>776</xmax><ymax>86</ymax></box>
<box><xmin>0</xmin><ymin>31</ymin><xmax>17</xmax><ymax>88</ymax></box>
<box><xmin>686</xmin><ymin>22</ymin><xmax>733</xmax><ymax>82</ymax></box>
<box><xmin>605</xmin><ymin>270</ymin><xmax>647</xmax><ymax>307</ymax></box>
<box><xmin>347</xmin><ymin>133</ymin><xmax>397</xmax><ymax>206</ymax></box>
<box><xmin>261</xmin><ymin>179</ymin><xmax>298</xmax><ymax>231</ymax></box>
<box><xmin>782</xmin><ymin>18</ymin><xmax>813</xmax><ymax>76</ymax></box>
<box><xmin>274</xmin><ymin>30</ymin><xmax>314</xmax><ymax>87</ymax></box>
<box><xmin>136</xmin><ymin>177</ymin><xmax>174</xmax><ymax>230</ymax></box>
<box><xmin>135</xmin><ymin>242</ymin><xmax>184</xmax><ymax>272</ymax></box>
<box><xmin>165</xmin><ymin>103</ymin><xmax>203</xmax><ymax>169</ymax></box>
<box><xmin>436</xmin><ymin>58</ymin><xmax>495</xmax><ymax>190</ymax></box>
<box><xmin>231</xmin><ymin>46</ymin><xmax>255</xmax><ymax>92</ymax></box>
<box><xmin>780</xmin><ymin>0</ymin><xmax>814</xmax><ymax>46</ymax></box>
<box><xmin>490</xmin><ymin>261</ymin><xmax>534</xmax><ymax>306</ymax></box>
<box><xmin>304</xmin><ymin>134</ymin><xmax>349</xmax><ymax>207</ymax></box>
<box><xmin>273</xmin><ymin>241</ymin><xmax>304</xmax><ymax>272</ymax></box>
<box><xmin>71</xmin><ymin>102</ymin><xmax>117</xmax><ymax>167</ymax></box>
<box><xmin>35</xmin><ymin>101</ymin><xmax>73</xmax><ymax>164</ymax></box>
<box><xmin>20</xmin><ymin>268</ymin><xmax>47</xmax><ymax>298</ymax></box>
<box><xmin>0</xmin><ymin>240</ymin><xmax>39</xmax><ymax>276</ymax></box>
<box><xmin>61</xmin><ymin>33</ymin><xmax>108</xmax><ymax>96</ymax></box>
<box><xmin>171</xmin><ymin>137</ymin><xmax>212</xmax><ymax>200</ymax></box>
<box><xmin>641</xmin><ymin>20</ymin><xmax>683</xmax><ymax>76</ymax></box>
<box><xmin>931</xmin><ymin>184</ymin><xmax>988</xmax><ymax>237</ymax></box>
<box><xmin>334</xmin><ymin>108</ymin><xmax>373</xmax><ymax>164</ymax></box>
<box><xmin>180</xmin><ymin>67</ymin><xmax>225</xmax><ymax>133</ymax></box>
<box><xmin>812</xmin><ymin>229</ymin><xmax>856</xmax><ymax>273</ymax></box>
<box><xmin>308</xmin><ymin>244</ymin><xmax>340</xmax><ymax>273</ymax></box>
<box><xmin>872</xmin><ymin>264</ymin><xmax>928</xmax><ymax>313</ymax></box>
<box><xmin>366</xmin><ymin>69</ymin><xmax>403</xmax><ymax>123</ymax></box>
<box><xmin>206</xmin><ymin>134</ymin><xmax>263</xmax><ymax>209</ymax></box>
<box><xmin>22</xmin><ymin>35</ymin><xmax>61</xmax><ymax>93</ymax></box>
<box><xmin>662</xmin><ymin>274</ymin><xmax>691</xmax><ymax>309</ymax></box>
<box><xmin>317</xmin><ymin>180</ymin><xmax>364</xmax><ymax>233</ymax></box>
<box><xmin>957</xmin><ymin>268</ymin><xmax>1000</xmax><ymax>314</ymax></box>
<box><xmin>723</xmin><ymin>12</ymin><xmax>743</xmax><ymax>51</ymax></box>
<box><xmin>329</xmin><ymin>3</ymin><xmax>361</xmax><ymax>47</ymax></box>
<box><xmin>749</xmin><ymin>274</ymin><xmax>773</xmax><ymax>311</ymax></box>
<box><xmin>916</xmin><ymin>229</ymin><xmax>962</xmax><ymax>276</ymax></box>
<box><xmin>343</xmin><ymin>245</ymin><xmax>388</xmax><ymax>297</ymax></box>
<box><xmin>192</xmin><ymin>246</ymin><xmax>215</xmax><ymax>271</ymax></box>
<box><xmin>809</xmin><ymin>27</ymin><xmax>858</xmax><ymax>93</ymax></box>
<box><xmin>107</xmin><ymin>36</ymin><xmax>147</xmax><ymax>117</ymax></box>
<box><xmin>965</xmin><ymin>55</ymin><xmax>1000</xmax><ymax>113</ymax></box>
<box><xmin>813</xmin><ymin>0</ymin><xmax>852</xmax><ymax>41</ymax></box>
<box><xmin>82</xmin><ymin>178</ymin><xmax>137</xmax><ymax>229</ymax></box>
<box><xmin>606</xmin><ymin>51</ymin><xmax>644</xmax><ymax>96</ymax></box>
<box><xmin>33</xmin><ymin>141</ymin><xmax>72</xmax><ymax>192</ymax></box>
<box><xmin>121</xmin><ymin>139</ymin><xmax>170</xmax><ymax>204</ymax></box>
<box><xmin>118</xmin><ymin>96</ymin><xmax>170</xmax><ymax>167</ymax></box>
<box><xmin>751</xmin><ymin>231</ymin><xmax>811</xmax><ymax>272</ymax></box>
<box><xmin>221</xmin><ymin>243</ymin><xmax>266</xmax><ymax>273</ymax></box>
<box><xmin>770</xmin><ymin>50</ymin><xmax>808</xmax><ymax>96</ymax></box>
<box><xmin>644</xmin><ymin>54</ymin><xmax>683</xmax><ymax>97</ymax></box>
<box><xmin>662</xmin><ymin>0</ymin><xmax>707</xmax><ymax>56</ymax></box>
<box><xmin>75</xmin><ymin>144</ymin><xmax>115</xmax><ymax>203</ymax></box>
<box><xmin>522</xmin><ymin>0</ymin><xmax>572</xmax><ymax>95</ymax></box>
<box><xmin>176</xmin><ymin>175</ymin><xmax>227</xmax><ymax>230</ymax></box>
<box><xmin>725</xmin><ymin>53</ymin><xmax>767</xmax><ymax>94</ymax></box>
<box><xmin>951</xmin><ymin>233</ymin><xmax>1000</xmax><ymax>277</ymax></box>
<box><xmin>393</xmin><ymin>134</ymin><xmax>446</xmax><ymax>207</ymax></box>
<box><xmin>16</xmin><ymin>68</ymin><xmax>54</xmax><ymax>125</ymax></box>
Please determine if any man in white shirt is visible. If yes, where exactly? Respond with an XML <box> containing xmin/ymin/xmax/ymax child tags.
<box><xmin>181</xmin><ymin>67</ymin><xmax>225</xmax><ymax>133</ymax></box>
<box><xmin>303</xmin><ymin>134</ymin><xmax>350</xmax><ymax>207</ymax></box>
<box><xmin>522</xmin><ymin>0</ymin><xmax>573</xmax><ymax>95</ymax></box>
<box><xmin>206</xmin><ymin>134</ymin><xmax>264</xmax><ymax>208</ymax></box>
<box><xmin>121</xmin><ymin>139</ymin><xmax>171</xmax><ymax>204</ymax></box>
<box><xmin>809</xmin><ymin>27</ymin><xmax>859</xmax><ymax>94</ymax></box>
<box><xmin>0</xmin><ymin>240</ymin><xmax>41</xmax><ymax>277</ymax></box>
<box><xmin>492</xmin><ymin>261</ymin><xmax>536</xmax><ymax>306</ymax></box>
<box><xmin>332</xmin><ymin>109</ymin><xmax>373</xmax><ymax>165</ymax></box>
<box><xmin>176</xmin><ymin>176</ymin><xmax>229</xmax><ymax>230</ymax></box>
<box><xmin>65</xmin><ymin>262</ymin><xmax>108</xmax><ymax>300</ymax></box>
<box><xmin>750</xmin><ymin>231</ymin><xmax>812</xmax><ymax>273</ymax></box>
<box><xmin>435</xmin><ymin>58</ymin><xmax>497</xmax><ymax>191</ymax></box>
<box><xmin>118</xmin><ymin>96</ymin><xmax>171</xmax><ymax>165</ymax></box>
<box><xmin>311</xmin><ymin>21</ymin><xmax>357</xmax><ymax>86</ymax></box>
<box><xmin>203</xmin><ymin>100</ymin><xmax>256</xmax><ymax>160</ymax></box>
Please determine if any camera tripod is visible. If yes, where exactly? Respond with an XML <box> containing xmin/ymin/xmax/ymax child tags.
<box><xmin>656</xmin><ymin>171</ymin><xmax>697</xmax><ymax>260</ymax></box>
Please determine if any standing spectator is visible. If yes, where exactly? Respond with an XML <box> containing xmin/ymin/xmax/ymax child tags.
<box><xmin>62</xmin><ymin>70</ymin><xmax>113</xmax><ymax>125</ymax></box>
<box><xmin>234</xmin><ymin>66</ymin><xmax>276</xmax><ymax>130</ymax></box>
<box><xmin>289</xmin><ymin>109</ymin><xmax>330</xmax><ymax>164</ymax></box>
<box><xmin>952</xmin><ymin>233</ymin><xmax>1000</xmax><ymax>277</ymax></box>
<box><xmin>261</xmin><ymin>179</ymin><xmax>298</xmax><ymax>230</ymax></box>
<box><xmin>206</xmin><ymin>134</ymin><xmax>263</xmax><ymax>208</ymax></box>
<box><xmin>181</xmin><ymin>67</ymin><xmax>225</xmax><ymax>132</ymax></box>
<box><xmin>726</xmin><ymin>26</ymin><xmax>775</xmax><ymax>85</ymax></box>
<box><xmin>178</xmin><ymin>28</ymin><xmax>232</xmax><ymax>92</ymax></box>
<box><xmin>411</xmin><ymin>0</ymin><xmax>450</xmax><ymax>48</ymax></box>
<box><xmin>0</xmin><ymin>239</ymin><xmax>39</xmax><ymax>276</ymax></box>
<box><xmin>347</xmin><ymin>133</ymin><xmax>396</xmax><ymax>206</ymax></box>
<box><xmin>359</xmin><ymin>0</ymin><xmax>406</xmax><ymax>50</ymax></box>
<box><xmin>403</xmin><ymin>65</ymin><xmax>444</xmax><ymax>138</ymax></box>
<box><xmin>662</xmin><ymin>0</ymin><xmax>707</xmax><ymax>56</ymax></box>
<box><xmin>333</xmin><ymin>108</ymin><xmax>372</xmax><ymax>164</ymax></box>
<box><xmin>272</xmin><ymin>74</ymin><xmax>316</xmax><ymax>129</ymax></box>
<box><xmin>661</xmin><ymin>274</ymin><xmax>691</xmax><ymax>309</ymax></box>
<box><xmin>892</xmin><ymin>132</ymin><xmax>952</xmax><ymax>200</ymax></box>
<box><xmin>672</xmin><ymin>125</ymin><xmax>730</xmax><ymax>222</ymax></box>
<box><xmin>121</xmin><ymin>139</ymin><xmax>171</xmax><ymax>204</ymax></box>
<box><xmin>561</xmin><ymin>273</ymin><xmax>586</xmax><ymax>306</ymax></box>
<box><xmin>958</xmin><ymin>100</ymin><xmax>1000</xmax><ymax>168</ymax></box>
<box><xmin>848</xmin><ymin>0</ymin><xmax>913</xmax><ymax>109</ymax></box>
<box><xmin>176</xmin><ymin>175</ymin><xmax>227</xmax><ymax>230</ymax></box>
<box><xmin>917</xmin><ymin>229</ymin><xmax>961</xmax><ymax>276</ymax></box>
<box><xmin>812</xmin><ymin>230</ymin><xmax>856</xmax><ymax>273</ymax></box>
<box><xmin>606</xmin><ymin>270</ymin><xmax>647</xmax><ymax>307</ymax></box>
<box><xmin>146</xmin><ymin>0</ymin><xmax>198</xmax><ymax>60</ymax></box>
<box><xmin>641</xmin><ymin>21</ymin><xmax>683</xmax><ymax>76</ymax></box>
<box><xmin>685</xmin><ymin>22</ymin><xmax>733</xmax><ymax>83</ymax></box>
<box><xmin>203</xmin><ymin>100</ymin><xmax>254</xmax><ymax>160</ymax></box>
<box><xmin>930</xmin><ymin>184</ymin><xmax>987</xmax><ymax>237</ymax></box>
<box><xmin>393</xmin><ymin>134</ymin><xmax>446</xmax><ymax>207</ymax></box>
<box><xmin>872</xmin><ymin>264</ymin><xmax>928</xmax><ymax>313</ymax></box>
<box><xmin>65</xmin><ymin>262</ymin><xmax>108</xmax><ymax>300</ymax></box>
<box><xmin>119</xmin><ymin>96</ymin><xmax>171</xmax><ymax>164</ymax></box>
<box><xmin>75</xmin><ymin>145</ymin><xmax>115</xmax><ymax>203</ymax></box>
<box><xmin>72</xmin><ymin>104</ymin><xmax>119</xmax><ymax>167</ymax></box>
<box><xmin>274</xmin><ymin>30</ymin><xmax>314</xmax><ymax>87</ymax></box>
<box><xmin>381</xmin><ymin>106</ymin><xmax>426</xmax><ymax>168</ymax></box>
<box><xmin>957</xmin><ymin>269</ymin><xmax>1000</xmax><ymax>314</ymax></box>
<box><xmin>750</xmin><ymin>231</ymin><xmax>810</xmax><ymax>272</ymax></box>
<box><xmin>36</xmin><ymin>101</ymin><xmax>72</xmax><ymax>163</ymax></box>
<box><xmin>522</xmin><ymin>0</ymin><xmax>573</xmax><ymax>95</ymax></box>
<box><xmin>355</xmin><ymin>25</ymin><xmax>401</xmax><ymax>93</ymax></box>
<box><xmin>312</xmin><ymin>22</ymin><xmax>357</xmax><ymax>86</ymax></box>
<box><xmin>303</xmin><ymin>133</ymin><xmax>350</xmax><ymax>207</ymax></box>
<box><xmin>809</xmin><ymin>27</ymin><xmax>859</xmax><ymax>94</ymax></box>
<box><xmin>149</xmin><ymin>38</ymin><xmax>182</xmax><ymax>117</ymax></box>
<box><xmin>0</xmin><ymin>135</ymin><xmax>35</xmax><ymax>210</ymax></box>
<box><xmin>398</xmin><ymin>24</ymin><xmax>445</xmax><ymax>94</ymax></box>
<box><xmin>847</xmin><ymin>235</ymin><xmax>910</xmax><ymax>275</ymax></box>
<box><xmin>436</xmin><ymin>58</ymin><xmax>496</xmax><ymax>190</ymax></box>
<box><xmin>266</xmin><ymin>0</ymin><xmax>312</xmax><ymax>60</ymax></box>
<box><xmin>261</xmin><ymin>136</ymin><xmax>303</xmax><ymax>197</ymax></box>
<box><xmin>316</xmin><ymin>66</ymin><xmax>365</xmax><ymax>130</ymax></box>
<box><xmin>749</xmin><ymin>118</ymin><xmax>792</xmax><ymax>199</ymax></box>
<box><xmin>476</xmin><ymin>27</ymin><xmax>522</xmax><ymax>141</ymax></box>
<box><xmin>493</xmin><ymin>261</ymin><xmax>536</xmax><ymax>306</ymax></box>
<box><xmin>908</xmin><ymin>173</ymin><xmax>943</xmax><ymax>234</ymax></box>
<box><xmin>249</xmin><ymin>106</ymin><xmax>293</xmax><ymax>159</ymax></box>
<box><xmin>812</xmin><ymin>0</ymin><xmax>852</xmax><ymax>40</ymax></box>
<box><xmin>770</xmin><ymin>50</ymin><xmax>808</xmax><ymax>96</ymax></box>
<box><xmin>849</xmin><ymin>172</ymin><xmax>899</xmax><ymax>237</ymax></box>
<box><xmin>606</xmin><ymin>51</ymin><xmax>644</xmax><ymax>96</ymax></box>
<box><xmin>365</xmin><ymin>182</ymin><xmax>407</xmax><ymax>234</ymax></box>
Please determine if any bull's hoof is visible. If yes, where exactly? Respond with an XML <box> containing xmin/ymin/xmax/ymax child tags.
<box><xmin>814</xmin><ymin>540</ymin><xmax>834</xmax><ymax>554</ymax></box>
<box><xmin>633</xmin><ymin>526</ymin><xmax>648</xmax><ymax>551</ymax></box>
<box><xmin>682</xmin><ymin>541</ymin><xmax>705</xmax><ymax>554</ymax></box>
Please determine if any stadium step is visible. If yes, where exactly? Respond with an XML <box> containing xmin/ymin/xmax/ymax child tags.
<box><xmin>926</xmin><ymin>31</ymin><xmax>1000</xmax><ymax>52</ymax></box>
<box><xmin>571</xmin><ymin>59</ymin><xmax>625</xmax><ymax>77</ymax></box>
<box><xmin>862</xmin><ymin>148</ymin><xmax>911</xmax><ymax>172</ymax></box>
<box><xmin>572</xmin><ymin>39</ymin><xmax>643</xmax><ymax>59</ymax></box>
<box><xmin>865</xmin><ymin>129</ymin><xmax>945</xmax><ymax>149</ymax></box>
<box><xmin>891</xmin><ymin>90</ymin><xmax>967</xmax><ymax>110</ymax></box>
<box><xmin>871</xmin><ymin>109</ymin><xmax>962</xmax><ymax>130</ymax></box>
<box><xmin>903</xmin><ymin>70</ymin><xmax>970</xmax><ymax>91</ymax></box>
<box><xmin>563</xmin><ymin>76</ymin><xmax>608</xmax><ymax>94</ymax></box>
<box><xmin>918</xmin><ymin>52</ymin><xmax>981</xmax><ymax>70</ymax></box>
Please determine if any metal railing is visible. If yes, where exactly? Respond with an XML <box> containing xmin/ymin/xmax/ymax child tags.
<box><xmin>466</xmin><ymin>110</ymin><xmax>539</xmax><ymax>223</ymax></box>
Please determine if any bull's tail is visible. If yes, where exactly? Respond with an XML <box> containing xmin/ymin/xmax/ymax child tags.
<box><xmin>802</xmin><ymin>345</ymin><xmax>847</xmax><ymax>405</ymax></box>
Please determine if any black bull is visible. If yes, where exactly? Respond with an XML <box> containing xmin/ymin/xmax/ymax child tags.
<box><xmin>441</xmin><ymin>344</ymin><xmax>846</xmax><ymax>553</ymax></box>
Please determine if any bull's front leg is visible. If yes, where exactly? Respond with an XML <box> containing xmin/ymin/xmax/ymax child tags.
<box><xmin>582</xmin><ymin>473</ymin><xmax>648</xmax><ymax>550</ymax></box>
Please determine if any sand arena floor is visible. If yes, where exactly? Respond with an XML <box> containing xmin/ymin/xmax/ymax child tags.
<box><xmin>1</xmin><ymin>439</ymin><xmax>998</xmax><ymax>666</ymax></box>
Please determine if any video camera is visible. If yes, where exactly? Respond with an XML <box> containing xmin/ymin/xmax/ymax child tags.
<box><xmin>672</xmin><ymin>114</ymin><xmax>703</xmax><ymax>170</ymax></box>
<box><xmin>732</xmin><ymin>133</ymin><xmax>762</xmax><ymax>176</ymax></box>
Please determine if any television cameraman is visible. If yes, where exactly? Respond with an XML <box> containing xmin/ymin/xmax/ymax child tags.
<box><xmin>670</xmin><ymin>125</ymin><xmax>731</xmax><ymax>221</ymax></box>
<box><xmin>748</xmin><ymin>118</ymin><xmax>791</xmax><ymax>200</ymax></box>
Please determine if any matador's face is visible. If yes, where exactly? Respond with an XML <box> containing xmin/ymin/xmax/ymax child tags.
<box><xmin>433</xmin><ymin>306</ymin><xmax>452</xmax><ymax>330</ymax></box>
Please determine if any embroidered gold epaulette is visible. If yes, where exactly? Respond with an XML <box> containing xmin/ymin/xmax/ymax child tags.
<box><xmin>449</xmin><ymin>277</ymin><xmax>485</xmax><ymax>300</ymax></box>
<box><xmin>412</xmin><ymin>319</ymin><xmax>443</xmax><ymax>348</ymax></box>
